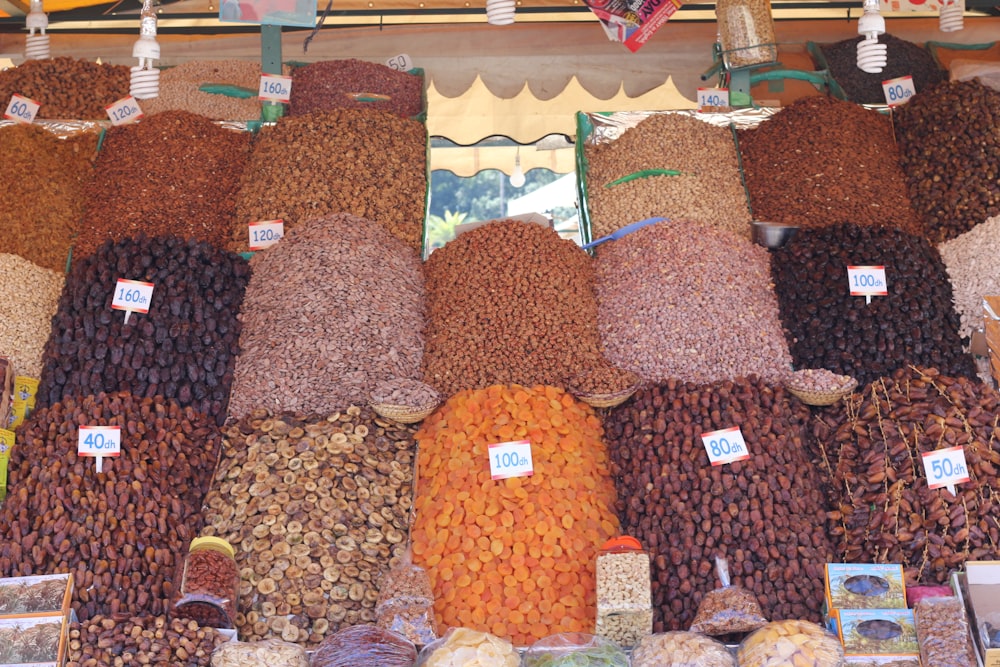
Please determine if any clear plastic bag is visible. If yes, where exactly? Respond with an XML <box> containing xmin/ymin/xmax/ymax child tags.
<box><xmin>523</xmin><ymin>632</ymin><xmax>629</xmax><ymax>667</ymax></box>
<box><xmin>631</xmin><ymin>632</ymin><xmax>736</xmax><ymax>667</ymax></box>
<box><xmin>310</xmin><ymin>625</ymin><xmax>417</xmax><ymax>667</ymax></box>
<box><xmin>738</xmin><ymin>620</ymin><xmax>845</xmax><ymax>667</ymax></box>
<box><xmin>376</xmin><ymin>547</ymin><xmax>438</xmax><ymax>646</ymax></box>
<box><xmin>211</xmin><ymin>639</ymin><xmax>309</xmax><ymax>667</ymax></box>
<box><xmin>914</xmin><ymin>596</ymin><xmax>977</xmax><ymax>667</ymax></box>
<box><xmin>416</xmin><ymin>627</ymin><xmax>520</xmax><ymax>667</ymax></box>
<box><xmin>595</xmin><ymin>536</ymin><xmax>652</xmax><ymax>648</ymax></box>
<box><xmin>688</xmin><ymin>557</ymin><xmax>768</xmax><ymax>635</ymax></box>
<box><xmin>715</xmin><ymin>0</ymin><xmax>777</xmax><ymax>68</ymax></box>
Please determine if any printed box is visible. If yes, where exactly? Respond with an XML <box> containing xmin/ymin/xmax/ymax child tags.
<box><xmin>826</xmin><ymin>563</ymin><xmax>907</xmax><ymax>611</ymax></box>
<box><xmin>836</xmin><ymin>608</ymin><xmax>919</xmax><ymax>657</ymax></box>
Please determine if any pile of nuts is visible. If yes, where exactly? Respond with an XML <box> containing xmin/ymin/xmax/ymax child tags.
<box><xmin>38</xmin><ymin>235</ymin><xmax>250</xmax><ymax>424</ymax></box>
<box><xmin>140</xmin><ymin>60</ymin><xmax>267</xmax><ymax>120</ymax></box>
<box><xmin>894</xmin><ymin>80</ymin><xmax>1000</xmax><ymax>243</ymax></box>
<box><xmin>770</xmin><ymin>223</ymin><xmax>974</xmax><ymax>387</ymax></box>
<box><xmin>0</xmin><ymin>124</ymin><xmax>97</xmax><ymax>272</ymax></box>
<box><xmin>595</xmin><ymin>220</ymin><xmax>792</xmax><ymax>385</ymax></box>
<box><xmin>812</xmin><ymin>366</ymin><xmax>1000</xmax><ymax>584</ymax></box>
<box><xmin>200</xmin><ymin>406</ymin><xmax>416</xmax><ymax>649</ymax></box>
<box><xmin>0</xmin><ymin>392</ymin><xmax>221</xmax><ymax>620</ymax></box>
<box><xmin>233</xmin><ymin>109</ymin><xmax>426</xmax><ymax>255</ymax></box>
<box><xmin>76</xmin><ymin>110</ymin><xmax>251</xmax><ymax>258</ymax></box>
<box><xmin>738</xmin><ymin>96</ymin><xmax>923</xmax><ymax>235</ymax></box>
<box><xmin>0</xmin><ymin>253</ymin><xmax>64</xmax><ymax>379</ymax></box>
<box><xmin>820</xmin><ymin>34</ymin><xmax>947</xmax><ymax>105</ymax></box>
<box><xmin>938</xmin><ymin>214</ymin><xmax>1000</xmax><ymax>340</ymax></box>
<box><xmin>66</xmin><ymin>615</ymin><xmax>227</xmax><ymax>667</ymax></box>
<box><xmin>422</xmin><ymin>220</ymin><xmax>623</xmax><ymax>397</ymax></box>
<box><xmin>584</xmin><ymin>113</ymin><xmax>751</xmax><ymax>240</ymax></box>
<box><xmin>0</xmin><ymin>57</ymin><xmax>129</xmax><ymax>119</ymax></box>
<box><xmin>290</xmin><ymin>59</ymin><xmax>424</xmax><ymax>118</ymax></box>
<box><xmin>226</xmin><ymin>213</ymin><xmax>426</xmax><ymax>422</ymax></box>
<box><xmin>785</xmin><ymin>369</ymin><xmax>855</xmax><ymax>393</ymax></box>
<box><xmin>604</xmin><ymin>377</ymin><xmax>834</xmax><ymax>631</ymax></box>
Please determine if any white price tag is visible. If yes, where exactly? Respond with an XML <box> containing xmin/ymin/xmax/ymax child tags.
<box><xmin>488</xmin><ymin>439</ymin><xmax>534</xmax><ymax>480</ymax></box>
<box><xmin>78</xmin><ymin>425</ymin><xmax>121</xmax><ymax>473</ymax></box>
<box><xmin>248</xmin><ymin>220</ymin><xmax>285</xmax><ymax>251</ymax></box>
<box><xmin>882</xmin><ymin>75</ymin><xmax>916</xmax><ymax>107</ymax></box>
<box><xmin>697</xmin><ymin>87</ymin><xmax>730</xmax><ymax>110</ymax></box>
<box><xmin>922</xmin><ymin>446</ymin><xmax>970</xmax><ymax>494</ymax></box>
<box><xmin>847</xmin><ymin>265</ymin><xmax>888</xmax><ymax>303</ymax></box>
<box><xmin>701</xmin><ymin>426</ymin><xmax>750</xmax><ymax>466</ymax></box>
<box><xmin>385</xmin><ymin>53</ymin><xmax>414</xmax><ymax>72</ymax></box>
<box><xmin>105</xmin><ymin>96</ymin><xmax>143</xmax><ymax>126</ymax></box>
<box><xmin>111</xmin><ymin>278</ymin><xmax>155</xmax><ymax>324</ymax></box>
<box><xmin>4</xmin><ymin>94</ymin><xmax>40</xmax><ymax>124</ymax></box>
<box><xmin>258</xmin><ymin>73</ymin><xmax>292</xmax><ymax>103</ymax></box>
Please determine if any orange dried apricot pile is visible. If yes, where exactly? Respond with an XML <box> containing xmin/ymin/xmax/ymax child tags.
<box><xmin>411</xmin><ymin>384</ymin><xmax>620</xmax><ymax>646</ymax></box>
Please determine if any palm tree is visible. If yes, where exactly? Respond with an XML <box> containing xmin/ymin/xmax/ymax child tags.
<box><xmin>424</xmin><ymin>209</ymin><xmax>469</xmax><ymax>255</ymax></box>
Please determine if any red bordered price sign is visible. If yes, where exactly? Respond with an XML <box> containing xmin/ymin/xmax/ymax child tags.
<box><xmin>882</xmin><ymin>75</ymin><xmax>916</xmax><ymax>108</ymax></box>
<box><xmin>921</xmin><ymin>446</ymin><xmax>970</xmax><ymax>494</ymax></box>
<box><xmin>488</xmin><ymin>440</ymin><xmax>534</xmax><ymax>480</ymax></box>
<box><xmin>248</xmin><ymin>220</ymin><xmax>284</xmax><ymax>250</ymax></box>
<box><xmin>847</xmin><ymin>266</ymin><xmax>888</xmax><ymax>298</ymax></box>
<box><xmin>701</xmin><ymin>426</ymin><xmax>750</xmax><ymax>466</ymax></box>
<box><xmin>4</xmin><ymin>94</ymin><xmax>40</xmax><ymax>124</ymax></box>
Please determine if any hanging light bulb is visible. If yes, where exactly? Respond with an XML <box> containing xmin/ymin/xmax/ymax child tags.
<box><xmin>486</xmin><ymin>0</ymin><xmax>516</xmax><ymax>25</ymax></box>
<box><xmin>509</xmin><ymin>148</ymin><xmax>525</xmax><ymax>188</ymax></box>
<box><xmin>25</xmin><ymin>0</ymin><xmax>50</xmax><ymax>61</ymax></box>
<box><xmin>129</xmin><ymin>0</ymin><xmax>161</xmax><ymax>99</ymax></box>
<box><xmin>856</xmin><ymin>0</ymin><xmax>887</xmax><ymax>74</ymax></box>
<box><xmin>939</xmin><ymin>0</ymin><xmax>964</xmax><ymax>32</ymax></box>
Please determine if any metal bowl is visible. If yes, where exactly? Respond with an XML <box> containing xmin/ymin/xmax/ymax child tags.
<box><xmin>751</xmin><ymin>221</ymin><xmax>799</xmax><ymax>250</ymax></box>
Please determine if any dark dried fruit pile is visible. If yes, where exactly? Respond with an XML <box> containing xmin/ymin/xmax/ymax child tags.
<box><xmin>290</xmin><ymin>59</ymin><xmax>424</xmax><ymax>118</ymax></box>
<box><xmin>820</xmin><ymin>34</ymin><xmax>947</xmax><ymax>105</ymax></box>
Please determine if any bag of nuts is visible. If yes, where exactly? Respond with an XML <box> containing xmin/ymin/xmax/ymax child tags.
<box><xmin>689</xmin><ymin>557</ymin><xmax>768</xmax><ymax>636</ymax></box>
<box><xmin>914</xmin><ymin>596</ymin><xmax>977</xmax><ymax>667</ymax></box>
<box><xmin>376</xmin><ymin>546</ymin><xmax>438</xmax><ymax>646</ymax></box>
<box><xmin>595</xmin><ymin>536</ymin><xmax>653</xmax><ymax>648</ymax></box>
<box><xmin>631</xmin><ymin>631</ymin><xmax>736</xmax><ymax>667</ymax></box>
<box><xmin>211</xmin><ymin>638</ymin><xmax>309</xmax><ymax>667</ymax></box>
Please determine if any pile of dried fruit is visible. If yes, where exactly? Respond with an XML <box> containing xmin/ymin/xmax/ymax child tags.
<box><xmin>0</xmin><ymin>57</ymin><xmax>129</xmax><ymax>119</ymax></box>
<box><xmin>820</xmin><ymin>34</ymin><xmax>947</xmax><ymax>105</ymax></box>
<box><xmin>938</xmin><ymin>214</ymin><xmax>1000</xmax><ymax>340</ymax></box>
<box><xmin>66</xmin><ymin>615</ymin><xmax>227</xmax><ymax>666</ymax></box>
<box><xmin>411</xmin><ymin>384</ymin><xmax>620</xmax><ymax>646</ymax></box>
<box><xmin>290</xmin><ymin>59</ymin><xmax>424</xmax><ymax>118</ymax></box>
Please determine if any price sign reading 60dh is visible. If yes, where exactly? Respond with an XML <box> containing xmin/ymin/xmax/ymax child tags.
<box><xmin>78</xmin><ymin>425</ymin><xmax>121</xmax><ymax>474</ymax></box>
<box><xmin>4</xmin><ymin>94</ymin><xmax>40</xmax><ymax>124</ymax></box>
<box><xmin>488</xmin><ymin>440</ymin><xmax>534</xmax><ymax>480</ymax></box>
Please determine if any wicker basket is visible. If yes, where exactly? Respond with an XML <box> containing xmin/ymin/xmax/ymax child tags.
<box><xmin>785</xmin><ymin>378</ymin><xmax>858</xmax><ymax>406</ymax></box>
<box><xmin>573</xmin><ymin>384</ymin><xmax>639</xmax><ymax>409</ymax></box>
<box><xmin>370</xmin><ymin>401</ymin><xmax>438</xmax><ymax>424</ymax></box>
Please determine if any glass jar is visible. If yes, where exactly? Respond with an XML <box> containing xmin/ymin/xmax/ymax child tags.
<box><xmin>715</xmin><ymin>0</ymin><xmax>777</xmax><ymax>69</ymax></box>
<box><xmin>595</xmin><ymin>536</ymin><xmax>653</xmax><ymax>649</ymax></box>
<box><xmin>169</xmin><ymin>536</ymin><xmax>239</xmax><ymax>629</ymax></box>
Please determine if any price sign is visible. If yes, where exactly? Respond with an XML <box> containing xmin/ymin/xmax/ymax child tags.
<box><xmin>882</xmin><ymin>75</ymin><xmax>916</xmax><ymax>107</ymax></box>
<box><xmin>701</xmin><ymin>426</ymin><xmax>750</xmax><ymax>466</ymax></box>
<box><xmin>922</xmin><ymin>446</ymin><xmax>970</xmax><ymax>494</ymax></box>
<box><xmin>697</xmin><ymin>87</ymin><xmax>730</xmax><ymax>111</ymax></box>
<box><xmin>258</xmin><ymin>73</ymin><xmax>292</xmax><ymax>103</ymax></box>
<box><xmin>111</xmin><ymin>278</ymin><xmax>155</xmax><ymax>324</ymax></box>
<box><xmin>105</xmin><ymin>96</ymin><xmax>143</xmax><ymax>126</ymax></box>
<box><xmin>0</xmin><ymin>428</ymin><xmax>14</xmax><ymax>457</ymax></box>
<box><xmin>385</xmin><ymin>53</ymin><xmax>414</xmax><ymax>72</ymax></box>
<box><xmin>78</xmin><ymin>425</ymin><xmax>121</xmax><ymax>474</ymax></box>
<box><xmin>488</xmin><ymin>439</ymin><xmax>534</xmax><ymax>480</ymax></box>
<box><xmin>248</xmin><ymin>220</ymin><xmax>285</xmax><ymax>250</ymax></box>
<box><xmin>847</xmin><ymin>266</ymin><xmax>888</xmax><ymax>304</ymax></box>
<box><xmin>4</xmin><ymin>94</ymin><xmax>40</xmax><ymax>124</ymax></box>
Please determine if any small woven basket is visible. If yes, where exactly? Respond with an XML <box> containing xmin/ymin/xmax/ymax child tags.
<box><xmin>785</xmin><ymin>378</ymin><xmax>858</xmax><ymax>406</ymax></box>
<box><xmin>370</xmin><ymin>401</ymin><xmax>438</xmax><ymax>424</ymax></box>
<box><xmin>573</xmin><ymin>384</ymin><xmax>639</xmax><ymax>409</ymax></box>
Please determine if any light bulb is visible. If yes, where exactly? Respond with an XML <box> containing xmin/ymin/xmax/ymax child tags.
<box><xmin>25</xmin><ymin>0</ymin><xmax>50</xmax><ymax>61</ymax></box>
<box><xmin>939</xmin><ymin>0</ymin><xmax>964</xmax><ymax>32</ymax></box>
<box><xmin>856</xmin><ymin>0</ymin><xmax>887</xmax><ymax>74</ymax></box>
<box><xmin>129</xmin><ymin>0</ymin><xmax>161</xmax><ymax>99</ymax></box>
<box><xmin>486</xmin><ymin>0</ymin><xmax>515</xmax><ymax>25</ymax></box>
<box><xmin>509</xmin><ymin>153</ymin><xmax>525</xmax><ymax>188</ymax></box>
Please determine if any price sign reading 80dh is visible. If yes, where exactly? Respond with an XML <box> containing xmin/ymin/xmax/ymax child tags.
<box><xmin>701</xmin><ymin>426</ymin><xmax>750</xmax><ymax>466</ymax></box>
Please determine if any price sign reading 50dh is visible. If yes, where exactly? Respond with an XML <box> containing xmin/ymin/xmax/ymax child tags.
<box><xmin>385</xmin><ymin>53</ymin><xmax>414</xmax><ymax>72</ymax></box>
<box><xmin>78</xmin><ymin>425</ymin><xmax>121</xmax><ymax>473</ymax></box>
<box><xmin>489</xmin><ymin>439</ymin><xmax>534</xmax><ymax>480</ymax></box>
<box><xmin>847</xmin><ymin>266</ymin><xmax>888</xmax><ymax>303</ymax></box>
<box><xmin>701</xmin><ymin>426</ymin><xmax>750</xmax><ymax>466</ymax></box>
<box><xmin>922</xmin><ymin>446</ymin><xmax>970</xmax><ymax>495</ymax></box>
<box><xmin>4</xmin><ymin>94</ymin><xmax>40</xmax><ymax>124</ymax></box>
<box><xmin>882</xmin><ymin>75</ymin><xmax>916</xmax><ymax>108</ymax></box>
<box><xmin>111</xmin><ymin>278</ymin><xmax>155</xmax><ymax>325</ymax></box>
<box><xmin>258</xmin><ymin>73</ymin><xmax>292</xmax><ymax>103</ymax></box>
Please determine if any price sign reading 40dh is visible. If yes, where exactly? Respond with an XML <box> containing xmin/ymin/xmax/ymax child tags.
<box><xmin>847</xmin><ymin>265</ymin><xmax>888</xmax><ymax>304</ymax></box>
<box><xmin>78</xmin><ymin>425</ymin><xmax>121</xmax><ymax>474</ymax></box>
<box><xmin>489</xmin><ymin>439</ymin><xmax>534</xmax><ymax>480</ymax></box>
<box><xmin>258</xmin><ymin>73</ymin><xmax>293</xmax><ymax>103</ymax></box>
<box><xmin>248</xmin><ymin>220</ymin><xmax>284</xmax><ymax>251</ymax></box>
<box><xmin>4</xmin><ymin>94</ymin><xmax>40</xmax><ymax>124</ymax></box>
<box><xmin>922</xmin><ymin>446</ymin><xmax>970</xmax><ymax>495</ymax></box>
<box><xmin>697</xmin><ymin>87</ymin><xmax>730</xmax><ymax>111</ymax></box>
<box><xmin>111</xmin><ymin>278</ymin><xmax>155</xmax><ymax>325</ymax></box>
<box><xmin>701</xmin><ymin>426</ymin><xmax>750</xmax><ymax>466</ymax></box>
<box><xmin>106</xmin><ymin>95</ymin><xmax>143</xmax><ymax>126</ymax></box>
<box><xmin>385</xmin><ymin>53</ymin><xmax>414</xmax><ymax>72</ymax></box>
<box><xmin>882</xmin><ymin>75</ymin><xmax>916</xmax><ymax>108</ymax></box>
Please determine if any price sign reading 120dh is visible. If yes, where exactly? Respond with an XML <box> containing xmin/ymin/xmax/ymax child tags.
<box><xmin>258</xmin><ymin>73</ymin><xmax>292</xmax><ymax>103</ymax></box>
<box><xmin>78</xmin><ymin>425</ymin><xmax>121</xmax><ymax>474</ymax></box>
<box><xmin>701</xmin><ymin>426</ymin><xmax>750</xmax><ymax>466</ymax></box>
<box><xmin>847</xmin><ymin>266</ymin><xmax>888</xmax><ymax>303</ymax></box>
<box><xmin>111</xmin><ymin>279</ymin><xmax>155</xmax><ymax>325</ymax></box>
<box><xmin>105</xmin><ymin>96</ymin><xmax>143</xmax><ymax>126</ymax></box>
<box><xmin>248</xmin><ymin>220</ymin><xmax>284</xmax><ymax>250</ymax></box>
<box><xmin>488</xmin><ymin>439</ymin><xmax>534</xmax><ymax>480</ymax></box>
<box><xmin>882</xmin><ymin>75</ymin><xmax>916</xmax><ymax>108</ymax></box>
<box><xmin>921</xmin><ymin>446</ymin><xmax>970</xmax><ymax>495</ymax></box>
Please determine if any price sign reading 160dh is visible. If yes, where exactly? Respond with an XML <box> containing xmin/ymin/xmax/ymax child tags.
<box><xmin>111</xmin><ymin>278</ymin><xmax>155</xmax><ymax>324</ymax></box>
<box><xmin>701</xmin><ymin>426</ymin><xmax>750</xmax><ymax>466</ymax></box>
<box><xmin>488</xmin><ymin>440</ymin><xmax>534</xmax><ymax>480</ymax></box>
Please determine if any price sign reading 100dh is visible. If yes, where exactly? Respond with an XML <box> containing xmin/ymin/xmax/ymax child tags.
<box><xmin>489</xmin><ymin>440</ymin><xmax>534</xmax><ymax>480</ymax></box>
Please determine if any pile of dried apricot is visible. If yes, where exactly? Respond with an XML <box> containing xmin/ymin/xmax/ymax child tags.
<box><xmin>411</xmin><ymin>384</ymin><xmax>620</xmax><ymax>646</ymax></box>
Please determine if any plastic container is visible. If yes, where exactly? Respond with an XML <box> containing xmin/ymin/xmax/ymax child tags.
<box><xmin>594</xmin><ymin>536</ymin><xmax>653</xmax><ymax>648</ymax></box>
<box><xmin>170</xmin><ymin>536</ymin><xmax>239</xmax><ymax>629</ymax></box>
<box><xmin>715</xmin><ymin>0</ymin><xmax>778</xmax><ymax>69</ymax></box>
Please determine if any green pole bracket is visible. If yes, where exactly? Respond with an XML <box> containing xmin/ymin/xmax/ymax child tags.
<box><xmin>261</xmin><ymin>24</ymin><xmax>284</xmax><ymax>122</ymax></box>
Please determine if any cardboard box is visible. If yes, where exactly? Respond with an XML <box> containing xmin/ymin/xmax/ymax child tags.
<box><xmin>826</xmin><ymin>563</ymin><xmax>907</xmax><ymax>611</ymax></box>
<box><xmin>0</xmin><ymin>574</ymin><xmax>73</xmax><ymax>619</ymax></box>
<box><xmin>835</xmin><ymin>608</ymin><xmax>919</xmax><ymax>657</ymax></box>
<box><xmin>962</xmin><ymin>562</ymin><xmax>1000</xmax><ymax>667</ymax></box>
<box><xmin>0</xmin><ymin>614</ymin><xmax>68</xmax><ymax>666</ymax></box>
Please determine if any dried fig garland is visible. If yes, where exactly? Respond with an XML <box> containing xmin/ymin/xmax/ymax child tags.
<box><xmin>201</xmin><ymin>406</ymin><xmax>417</xmax><ymax>649</ymax></box>
<box><xmin>812</xmin><ymin>366</ymin><xmax>1000</xmax><ymax>585</ymax></box>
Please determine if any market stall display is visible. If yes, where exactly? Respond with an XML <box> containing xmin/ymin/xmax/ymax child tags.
<box><xmin>416</xmin><ymin>627</ymin><xmax>520</xmax><ymax>667</ymax></box>
<box><xmin>0</xmin><ymin>57</ymin><xmax>129</xmax><ymax>120</ymax></box>
<box><xmin>738</xmin><ymin>619</ymin><xmax>845</xmax><ymax>666</ymax></box>
<box><xmin>0</xmin><ymin>254</ymin><xmax>64</xmax><ymax>380</ymax></box>
<box><xmin>289</xmin><ymin>59</ymin><xmax>424</xmax><ymax>119</ymax></box>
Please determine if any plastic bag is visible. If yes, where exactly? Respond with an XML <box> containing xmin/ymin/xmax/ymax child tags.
<box><xmin>523</xmin><ymin>632</ymin><xmax>629</xmax><ymax>667</ymax></box>
<box><xmin>905</xmin><ymin>584</ymin><xmax>953</xmax><ymax>607</ymax></box>
<box><xmin>689</xmin><ymin>557</ymin><xmax>768</xmax><ymax>635</ymax></box>
<box><xmin>631</xmin><ymin>632</ymin><xmax>736</xmax><ymax>667</ymax></box>
<box><xmin>950</xmin><ymin>59</ymin><xmax>1000</xmax><ymax>92</ymax></box>
<box><xmin>376</xmin><ymin>547</ymin><xmax>437</xmax><ymax>646</ymax></box>
<box><xmin>738</xmin><ymin>620</ymin><xmax>845</xmax><ymax>667</ymax></box>
<box><xmin>914</xmin><ymin>597</ymin><xmax>977</xmax><ymax>667</ymax></box>
<box><xmin>416</xmin><ymin>627</ymin><xmax>519</xmax><ymax>667</ymax></box>
<box><xmin>310</xmin><ymin>625</ymin><xmax>417</xmax><ymax>667</ymax></box>
<box><xmin>211</xmin><ymin>639</ymin><xmax>308</xmax><ymax>667</ymax></box>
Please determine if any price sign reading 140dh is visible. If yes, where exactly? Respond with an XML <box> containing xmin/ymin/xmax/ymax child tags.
<box><xmin>847</xmin><ymin>266</ymin><xmax>888</xmax><ymax>304</ymax></box>
<box><xmin>111</xmin><ymin>279</ymin><xmax>155</xmax><ymax>325</ymax></box>
<box><xmin>701</xmin><ymin>426</ymin><xmax>750</xmax><ymax>466</ymax></box>
<box><xmin>78</xmin><ymin>425</ymin><xmax>121</xmax><ymax>474</ymax></box>
<box><xmin>258</xmin><ymin>74</ymin><xmax>293</xmax><ymax>103</ymax></box>
<box><xmin>882</xmin><ymin>75</ymin><xmax>916</xmax><ymax>108</ymax></box>
<box><xmin>4</xmin><ymin>94</ymin><xmax>40</xmax><ymax>124</ymax></box>
<box><xmin>921</xmin><ymin>446</ymin><xmax>970</xmax><ymax>495</ymax></box>
<box><xmin>489</xmin><ymin>439</ymin><xmax>534</xmax><ymax>480</ymax></box>
<box><xmin>697</xmin><ymin>87</ymin><xmax>729</xmax><ymax>110</ymax></box>
<box><xmin>248</xmin><ymin>220</ymin><xmax>284</xmax><ymax>251</ymax></box>
<box><xmin>106</xmin><ymin>96</ymin><xmax>143</xmax><ymax>126</ymax></box>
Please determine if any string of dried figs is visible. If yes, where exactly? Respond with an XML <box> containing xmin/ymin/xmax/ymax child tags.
<box><xmin>200</xmin><ymin>406</ymin><xmax>416</xmax><ymax>649</ymax></box>
<box><xmin>0</xmin><ymin>57</ymin><xmax>129</xmax><ymax>119</ymax></box>
<box><xmin>604</xmin><ymin>377</ymin><xmax>834</xmax><ymax>631</ymax></box>
<box><xmin>0</xmin><ymin>392</ymin><xmax>221</xmax><ymax>621</ymax></box>
<box><xmin>226</xmin><ymin>213</ymin><xmax>426</xmax><ymax>423</ymax></box>
<box><xmin>37</xmin><ymin>235</ymin><xmax>250</xmax><ymax>426</ymax></box>
<box><xmin>770</xmin><ymin>223</ymin><xmax>974</xmax><ymax>387</ymax></box>
<box><xmin>66</xmin><ymin>615</ymin><xmax>227</xmax><ymax>667</ymax></box>
<box><xmin>289</xmin><ymin>59</ymin><xmax>425</xmax><ymax>118</ymax></box>
<box><xmin>811</xmin><ymin>366</ymin><xmax>1000</xmax><ymax>585</ymax></box>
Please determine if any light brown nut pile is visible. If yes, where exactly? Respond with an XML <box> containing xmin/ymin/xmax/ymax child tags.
<box><xmin>76</xmin><ymin>110</ymin><xmax>251</xmax><ymax>258</ymax></box>
<box><xmin>812</xmin><ymin>366</ymin><xmax>1000</xmax><ymax>585</ymax></box>
<box><xmin>0</xmin><ymin>392</ymin><xmax>222</xmax><ymax>621</ymax></box>
<box><xmin>232</xmin><ymin>109</ymin><xmax>426</xmax><ymax>255</ymax></box>
<box><xmin>584</xmin><ymin>113</ymin><xmax>751</xmax><ymax>240</ymax></box>
<box><xmin>201</xmin><ymin>406</ymin><xmax>417</xmax><ymax>649</ymax></box>
<box><xmin>939</xmin><ymin>214</ymin><xmax>1000</xmax><ymax>340</ymax></box>
<box><xmin>631</xmin><ymin>632</ymin><xmax>736</xmax><ymax>667</ymax></box>
<box><xmin>226</xmin><ymin>214</ymin><xmax>425</xmax><ymax>422</ymax></box>
<box><xmin>0</xmin><ymin>57</ymin><xmax>129</xmax><ymax>119</ymax></box>
<box><xmin>0</xmin><ymin>254</ymin><xmax>64</xmax><ymax>379</ymax></box>
<box><xmin>66</xmin><ymin>615</ymin><xmax>227</xmax><ymax>667</ymax></box>
<box><xmin>595</xmin><ymin>220</ymin><xmax>792</xmax><ymax>385</ymax></box>
<box><xmin>289</xmin><ymin>59</ymin><xmax>424</xmax><ymax>119</ymax></box>
<box><xmin>141</xmin><ymin>60</ymin><xmax>266</xmax><ymax>120</ymax></box>
<box><xmin>0</xmin><ymin>124</ymin><xmax>97</xmax><ymax>272</ymax></box>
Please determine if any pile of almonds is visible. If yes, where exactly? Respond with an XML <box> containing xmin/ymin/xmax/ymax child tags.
<box><xmin>140</xmin><ymin>60</ymin><xmax>267</xmax><ymax>121</ymax></box>
<box><xmin>0</xmin><ymin>253</ymin><xmax>64</xmax><ymax>379</ymax></box>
